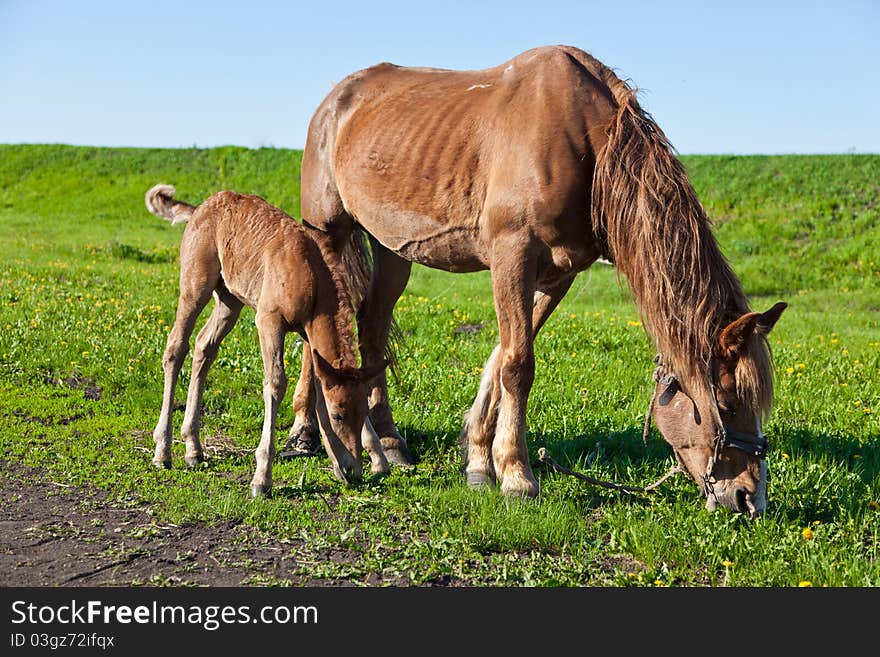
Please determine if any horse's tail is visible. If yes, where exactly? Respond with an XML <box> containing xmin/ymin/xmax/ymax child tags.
<box><xmin>145</xmin><ymin>184</ymin><xmax>196</xmax><ymax>225</ymax></box>
<box><xmin>590</xmin><ymin>74</ymin><xmax>746</xmax><ymax>396</ymax></box>
<box><xmin>340</xmin><ymin>227</ymin><xmax>404</xmax><ymax>379</ymax></box>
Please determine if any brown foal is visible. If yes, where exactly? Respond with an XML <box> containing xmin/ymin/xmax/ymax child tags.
<box><xmin>145</xmin><ymin>184</ymin><xmax>389</xmax><ymax>497</ymax></box>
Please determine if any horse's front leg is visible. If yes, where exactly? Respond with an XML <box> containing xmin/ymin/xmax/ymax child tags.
<box><xmin>462</xmin><ymin>276</ymin><xmax>575</xmax><ymax>489</ymax></box>
<box><xmin>485</xmin><ymin>236</ymin><xmax>540</xmax><ymax>497</ymax></box>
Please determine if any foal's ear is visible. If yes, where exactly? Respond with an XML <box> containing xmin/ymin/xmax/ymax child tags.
<box><xmin>311</xmin><ymin>349</ymin><xmax>340</xmax><ymax>384</ymax></box>
<box><xmin>312</xmin><ymin>349</ymin><xmax>388</xmax><ymax>385</ymax></box>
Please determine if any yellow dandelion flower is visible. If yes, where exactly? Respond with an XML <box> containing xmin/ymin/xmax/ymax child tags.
<box><xmin>798</xmin><ymin>580</ymin><xmax>812</xmax><ymax>587</ymax></box>
<box><xmin>722</xmin><ymin>560</ymin><xmax>734</xmax><ymax>568</ymax></box>
<box><xmin>786</xmin><ymin>367</ymin><xmax>794</xmax><ymax>374</ymax></box>
<box><xmin>797</xmin><ymin>363</ymin><xmax>805</xmax><ymax>369</ymax></box>
<box><xmin>802</xmin><ymin>527</ymin><xmax>814</xmax><ymax>540</ymax></box>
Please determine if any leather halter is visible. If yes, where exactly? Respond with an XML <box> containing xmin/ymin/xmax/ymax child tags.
<box><xmin>648</xmin><ymin>356</ymin><xmax>768</xmax><ymax>496</ymax></box>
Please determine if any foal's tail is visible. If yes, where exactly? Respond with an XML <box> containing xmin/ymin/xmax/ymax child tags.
<box><xmin>145</xmin><ymin>184</ymin><xmax>196</xmax><ymax>225</ymax></box>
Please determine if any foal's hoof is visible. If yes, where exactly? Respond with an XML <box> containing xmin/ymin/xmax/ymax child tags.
<box><xmin>152</xmin><ymin>459</ymin><xmax>172</xmax><ymax>470</ymax></box>
<box><xmin>380</xmin><ymin>438</ymin><xmax>416</xmax><ymax>466</ymax></box>
<box><xmin>250</xmin><ymin>484</ymin><xmax>272</xmax><ymax>498</ymax></box>
<box><xmin>185</xmin><ymin>455</ymin><xmax>205</xmax><ymax>468</ymax></box>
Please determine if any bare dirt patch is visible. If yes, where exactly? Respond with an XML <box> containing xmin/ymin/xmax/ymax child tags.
<box><xmin>0</xmin><ymin>461</ymin><xmax>412</xmax><ymax>587</ymax></box>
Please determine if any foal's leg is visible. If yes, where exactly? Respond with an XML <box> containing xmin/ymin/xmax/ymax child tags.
<box><xmin>357</xmin><ymin>239</ymin><xmax>414</xmax><ymax>465</ymax></box>
<box><xmin>487</xmin><ymin>236</ymin><xmax>539</xmax><ymax>497</ymax></box>
<box><xmin>463</xmin><ymin>276</ymin><xmax>574</xmax><ymax>490</ymax></box>
<box><xmin>179</xmin><ymin>288</ymin><xmax>243</xmax><ymax>466</ymax></box>
<box><xmin>152</xmin><ymin>263</ymin><xmax>218</xmax><ymax>468</ymax></box>
<box><xmin>250</xmin><ymin>311</ymin><xmax>288</xmax><ymax>497</ymax></box>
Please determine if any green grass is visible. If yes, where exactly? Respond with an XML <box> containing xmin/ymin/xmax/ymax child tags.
<box><xmin>1</xmin><ymin>144</ymin><xmax>878</xmax><ymax>586</ymax></box>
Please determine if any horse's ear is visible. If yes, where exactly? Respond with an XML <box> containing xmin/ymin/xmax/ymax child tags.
<box><xmin>756</xmin><ymin>301</ymin><xmax>787</xmax><ymax>335</ymax></box>
<box><xmin>717</xmin><ymin>301</ymin><xmax>787</xmax><ymax>357</ymax></box>
<box><xmin>717</xmin><ymin>313</ymin><xmax>761</xmax><ymax>357</ymax></box>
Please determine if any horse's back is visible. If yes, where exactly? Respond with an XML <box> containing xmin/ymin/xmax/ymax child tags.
<box><xmin>301</xmin><ymin>45</ymin><xmax>619</xmax><ymax>271</ymax></box>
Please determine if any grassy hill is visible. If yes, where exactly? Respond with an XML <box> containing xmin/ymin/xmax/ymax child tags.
<box><xmin>0</xmin><ymin>144</ymin><xmax>878</xmax><ymax>586</ymax></box>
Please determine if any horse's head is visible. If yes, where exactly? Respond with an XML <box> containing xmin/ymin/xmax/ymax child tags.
<box><xmin>311</xmin><ymin>350</ymin><xmax>387</xmax><ymax>484</ymax></box>
<box><xmin>651</xmin><ymin>302</ymin><xmax>787</xmax><ymax>518</ymax></box>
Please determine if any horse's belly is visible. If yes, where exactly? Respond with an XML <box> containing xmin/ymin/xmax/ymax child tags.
<box><xmin>355</xmin><ymin>207</ymin><xmax>487</xmax><ymax>272</ymax></box>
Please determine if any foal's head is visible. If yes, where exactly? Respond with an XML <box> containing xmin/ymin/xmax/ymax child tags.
<box><xmin>311</xmin><ymin>349</ymin><xmax>387</xmax><ymax>484</ymax></box>
<box><xmin>651</xmin><ymin>302</ymin><xmax>787</xmax><ymax>518</ymax></box>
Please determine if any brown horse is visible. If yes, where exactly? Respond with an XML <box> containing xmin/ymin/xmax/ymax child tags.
<box><xmin>289</xmin><ymin>45</ymin><xmax>787</xmax><ymax>516</ymax></box>
<box><xmin>145</xmin><ymin>184</ymin><xmax>388</xmax><ymax>496</ymax></box>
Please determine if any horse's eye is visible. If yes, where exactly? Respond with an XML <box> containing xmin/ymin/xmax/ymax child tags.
<box><xmin>718</xmin><ymin>400</ymin><xmax>736</xmax><ymax>414</ymax></box>
<box><xmin>331</xmin><ymin>412</ymin><xmax>345</xmax><ymax>422</ymax></box>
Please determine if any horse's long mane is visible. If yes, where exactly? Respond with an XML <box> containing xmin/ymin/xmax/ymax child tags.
<box><xmin>589</xmin><ymin>62</ymin><xmax>773</xmax><ymax>417</ymax></box>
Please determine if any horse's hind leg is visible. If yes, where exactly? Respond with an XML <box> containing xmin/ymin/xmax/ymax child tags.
<box><xmin>152</xmin><ymin>247</ymin><xmax>219</xmax><ymax>468</ymax></box>
<box><xmin>462</xmin><ymin>344</ymin><xmax>502</xmax><ymax>487</ymax></box>
<box><xmin>358</xmin><ymin>239</ymin><xmax>414</xmax><ymax>465</ymax></box>
<box><xmin>463</xmin><ymin>276</ymin><xmax>574</xmax><ymax>490</ymax></box>
<box><xmin>361</xmin><ymin>416</ymin><xmax>391</xmax><ymax>475</ymax></box>
<box><xmin>285</xmin><ymin>345</ymin><xmax>320</xmax><ymax>455</ymax></box>
<box><xmin>179</xmin><ymin>287</ymin><xmax>243</xmax><ymax>466</ymax></box>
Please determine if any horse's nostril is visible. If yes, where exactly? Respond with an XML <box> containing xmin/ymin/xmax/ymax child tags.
<box><xmin>735</xmin><ymin>488</ymin><xmax>748</xmax><ymax>514</ymax></box>
<box><xmin>735</xmin><ymin>489</ymin><xmax>762</xmax><ymax>518</ymax></box>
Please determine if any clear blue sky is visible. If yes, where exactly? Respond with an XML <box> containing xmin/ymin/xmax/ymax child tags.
<box><xmin>2</xmin><ymin>0</ymin><xmax>878</xmax><ymax>154</ymax></box>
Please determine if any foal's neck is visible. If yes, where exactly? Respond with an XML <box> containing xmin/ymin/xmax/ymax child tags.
<box><xmin>302</xmin><ymin>251</ymin><xmax>359</xmax><ymax>370</ymax></box>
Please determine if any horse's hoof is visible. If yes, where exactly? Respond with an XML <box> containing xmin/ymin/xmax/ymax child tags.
<box><xmin>185</xmin><ymin>455</ymin><xmax>205</xmax><ymax>468</ymax></box>
<box><xmin>152</xmin><ymin>459</ymin><xmax>172</xmax><ymax>470</ymax></box>
<box><xmin>284</xmin><ymin>426</ymin><xmax>321</xmax><ymax>456</ymax></box>
<box><xmin>370</xmin><ymin>463</ymin><xmax>391</xmax><ymax>476</ymax></box>
<box><xmin>466</xmin><ymin>471</ymin><xmax>494</xmax><ymax>489</ymax></box>
<box><xmin>500</xmin><ymin>476</ymin><xmax>540</xmax><ymax>498</ymax></box>
<box><xmin>250</xmin><ymin>484</ymin><xmax>272</xmax><ymax>498</ymax></box>
<box><xmin>380</xmin><ymin>438</ymin><xmax>416</xmax><ymax>466</ymax></box>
